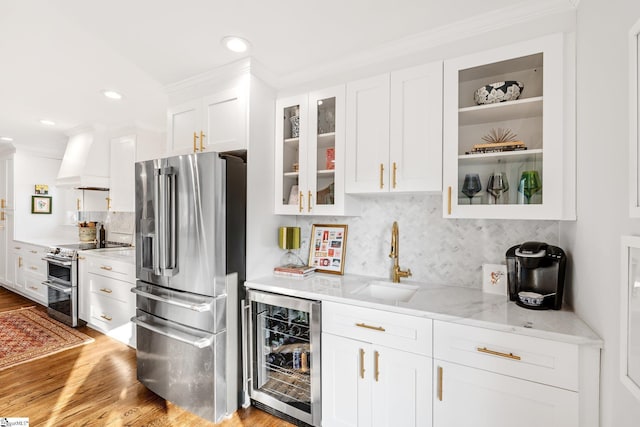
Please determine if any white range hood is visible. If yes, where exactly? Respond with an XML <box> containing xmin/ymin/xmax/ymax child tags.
<box><xmin>56</xmin><ymin>128</ymin><xmax>110</xmax><ymax>190</ymax></box>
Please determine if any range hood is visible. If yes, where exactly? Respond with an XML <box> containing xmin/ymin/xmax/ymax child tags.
<box><xmin>56</xmin><ymin>128</ymin><xmax>110</xmax><ymax>190</ymax></box>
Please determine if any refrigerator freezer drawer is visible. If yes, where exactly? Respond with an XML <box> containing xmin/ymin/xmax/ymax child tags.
<box><xmin>133</xmin><ymin>281</ymin><xmax>226</xmax><ymax>332</ymax></box>
<box><xmin>133</xmin><ymin>310</ymin><xmax>227</xmax><ymax>423</ymax></box>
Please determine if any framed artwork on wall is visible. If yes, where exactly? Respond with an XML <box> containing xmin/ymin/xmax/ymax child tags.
<box><xmin>308</xmin><ymin>224</ymin><xmax>347</xmax><ymax>275</ymax></box>
<box><xmin>31</xmin><ymin>195</ymin><xmax>52</xmax><ymax>214</ymax></box>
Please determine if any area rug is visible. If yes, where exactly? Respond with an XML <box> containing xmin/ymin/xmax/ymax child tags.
<box><xmin>0</xmin><ymin>307</ymin><xmax>94</xmax><ymax>371</ymax></box>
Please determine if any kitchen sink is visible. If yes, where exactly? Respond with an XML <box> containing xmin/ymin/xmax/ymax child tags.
<box><xmin>352</xmin><ymin>280</ymin><xmax>418</xmax><ymax>302</ymax></box>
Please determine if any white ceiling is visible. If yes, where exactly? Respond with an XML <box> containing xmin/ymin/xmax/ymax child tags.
<box><xmin>0</xmin><ymin>0</ymin><xmax>548</xmax><ymax>154</ymax></box>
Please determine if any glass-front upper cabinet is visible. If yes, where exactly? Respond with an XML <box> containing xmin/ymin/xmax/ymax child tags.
<box><xmin>442</xmin><ymin>33</ymin><xmax>575</xmax><ymax>220</ymax></box>
<box><xmin>275</xmin><ymin>86</ymin><xmax>353</xmax><ymax>216</ymax></box>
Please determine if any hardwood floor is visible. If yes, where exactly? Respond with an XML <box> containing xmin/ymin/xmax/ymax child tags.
<box><xmin>0</xmin><ymin>287</ymin><xmax>294</xmax><ymax>427</ymax></box>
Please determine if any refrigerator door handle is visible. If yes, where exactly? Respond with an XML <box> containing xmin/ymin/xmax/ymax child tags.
<box><xmin>241</xmin><ymin>298</ymin><xmax>252</xmax><ymax>407</ymax></box>
<box><xmin>131</xmin><ymin>286</ymin><xmax>213</xmax><ymax>312</ymax></box>
<box><xmin>152</xmin><ymin>168</ymin><xmax>162</xmax><ymax>276</ymax></box>
<box><xmin>131</xmin><ymin>315</ymin><xmax>214</xmax><ymax>349</ymax></box>
<box><xmin>157</xmin><ymin>166</ymin><xmax>177</xmax><ymax>277</ymax></box>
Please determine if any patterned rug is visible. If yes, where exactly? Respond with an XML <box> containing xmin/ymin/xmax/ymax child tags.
<box><xmin>0</xmin><ymin>307</ymin><xmax>94</xmax><ymax>371</ymax></box>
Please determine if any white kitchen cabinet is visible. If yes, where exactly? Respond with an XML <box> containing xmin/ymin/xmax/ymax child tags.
<box><xmin>83</xmin><ymin>252</ymin><xmax>136</xmax><ymax>347</ymax></box>
<box><xmin>442</xmin><ymin>32</ymin><xmax>575</xmax><ymax>219</ymax></box>
<box><xmin>275</xmin><ymin>86</ymin><xmax>355</xmax><ymax>215</ymax></box>
<box><xmin>0</xmin><ymin>154</ymin><xmax>14</xmax><ymax>285</ymax></box>
<box><xmin>167</xmin><ymin>86</ymin><xmax>247</xmax><ymax>155</ymax></box>
<box><xmin>433</xmin><ymin>320</ymin><xmax>599</xmax><ymax>427</ymax></box>
<box><xmin>10</xmin><ymin>242</ymin><xmax>48</xmax><ymax>304</ymax></box>
<box><xmin>433</xmin><ymin>360</ymin><xmax>578</xmax><ymax>427</ymax></box>
<box><xmin>322</xmin><ymin>302</ymin><xmax>432</xmax><ymax>427</ymax></box>
<box><xmin>109</xmin><ymin>135</ymin><xmax>136</xmax><ymax>212</ymax></box>
<box><xmin>75</xmin><ymin>189</ymin><xmax>110</xmax><ymax>212</ymax></box>
<box><xmin>345</xmin><ymin>62</ymin><xmax>443</xmax><ymax>194</ymax></box>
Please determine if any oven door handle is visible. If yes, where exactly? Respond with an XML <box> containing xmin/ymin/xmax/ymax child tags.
<box><xmin>131</xmin><ymin>315</ymin><xmax>214</xmax><ymax>349</ymax></box>
<box><xmin>42</xmin><ymin>258</ymin><xmax>72</xmax><ymax>267</ymax></box>
<box><xmin>131</xmin><ymin>286</ymin><xmax>213</xmax><ymax>312</ymax></box>
<box><xmin>42</xmin><ymin>280</ymin><xmax>72</xmax><ymax>293</ymax></box>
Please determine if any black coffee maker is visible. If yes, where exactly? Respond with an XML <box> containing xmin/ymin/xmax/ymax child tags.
<box><xmin>505</xmin><ymin>241</ymin><xmax>566</xmax><ymax>310</ymax></box>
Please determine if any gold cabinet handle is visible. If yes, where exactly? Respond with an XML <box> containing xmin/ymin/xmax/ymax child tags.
<box><xmin>14</xmin><ymin>246</ymin><xmax>21</xmax><ymax>250</ymax></box>
<box><xmin>30</xmin><ymin>250</ymin><xmax>37</xmax><ymax>254</ymax></box>
<box><xmin>299</xmin><ymin>190</ymin><xmax>303</xmax><ymax>213</ymax></box>
<box><xmin>0</xmin><ymin>198</ymin><xmax>5</xmax><ymax>208</ymax></box>
<box><xmin>29</xmin><ymin>286</ymin><xmax>39</xmax><ymax>291</ymax></box>
<box><xmin>308</xmin><ymin>190</ymin><xmax>312</xmax><ymax>212</ymax></box>
<box><xmin>359</xmin><ymin>348</ymin><xmax>365</xmax><ymax>379</ymax></box>
<box><xmin>374</xmin><ymin>350</ymin><xmax>380</xmax><ymax>382</ymax></box>
<box><xmin>200</xmin><ymin>130</ymin><xmax>206</xmax><ymax>151</ymax></box>
<box><xmin>355</xmin><ymin>322</ymin><xmax>386</xmax><ymax>332</ymax></box>
<box><xmin>392</xmin><ymin>162</ymin><xmax>397</xmax><ymax>189</ymax></box>
<box><xmin>76</xmin><ymin>198</ymin><xmax>81</xmax><ymax>211</ymax></box>
<box><xmin>100</xmin><ymin>266</ymin><xmax>113</xmax><ymax>271</ymax></box>
<box><xmin>100</xmin><ymin>288</ymin><xmax>113</xmax><ymax>294</ymax></box>
<box><xmin>437</xmin><ymin>366</ymin><xmax>443</xmax><ymax>401</ymax></box>
<box><xmin>29</xmin><ymin>266</ymin><xmax>38</xmax><ymax>271</ymax></box>
<box><xmin>106</xmin><ymin>197</ymin><xmax>112</xmax><ymax>210</ymax></box>
<box><xmin>379</xmin><ymin>163</ymin><xmax>384</xmax><ymax>189</ymax></box>
<box><xmin>447</xmin><ymin>186</ymin><xmax>452</xmax><ymax>215</ymax></box>
<box><xmin>193</xmin><ymin>131</ymin><xmax>199</xmax><ymax>153</ymax></box>
<box><xmin>77</xmin><ymin>256</ymin><xmax>85</xmax><ymax>260</ymax></box>
<box><xmin>18</xmin><ymin>256</ymin><xmax>22</xmax><ymax>268</ymax></box>
<box><xmin>476</xmin><ymin>346</ymin><xmax>521</xmax><ymax>361</ymax></box>
<box><xmin>0</xmin><ymin>212</ymin><xmax>4</xmax><ymax>221</ymax></box>
<box><xmin>100</xmin><ymin>314</ymin><xmax>113</xmax><ymax>322</ymax></box>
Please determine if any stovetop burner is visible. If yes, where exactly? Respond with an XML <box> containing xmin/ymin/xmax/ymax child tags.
<box><xmin>46</xmin><ymin>241</ymin><xmax>133</xmax><ymax>260</ymax></box>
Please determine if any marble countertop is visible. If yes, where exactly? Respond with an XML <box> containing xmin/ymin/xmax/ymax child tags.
<box><xmin>246</xmin><ymin>274</ymin><xmax>603</xmax><ymax>347</ymax></box>
<box><xmin>78</xmin><ymin>247</ymin><xmax>135</xmax><ymax>264</ymax></box>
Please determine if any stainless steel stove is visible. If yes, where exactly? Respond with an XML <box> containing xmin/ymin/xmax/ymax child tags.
<box><xmin>42</xmin><ymin>241</ymin><xmax>132</xmax><ymax>327</ymax></box>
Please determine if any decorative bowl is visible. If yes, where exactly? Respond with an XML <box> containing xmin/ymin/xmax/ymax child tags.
<box><xmin>474</xmin><ymin>81</ymin><xmax>524</xmax><ymax>105</ymax></box>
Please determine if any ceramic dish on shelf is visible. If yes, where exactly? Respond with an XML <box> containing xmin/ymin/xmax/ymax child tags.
<box><xmin>474</xmin><ymin>80</ymin><xmax>524</xmax><ymax>105</ymax></box>
<box><xmin>517</xmin><ymin>291</ymin><xmax>555</xmax><ymax>307</ymax></box>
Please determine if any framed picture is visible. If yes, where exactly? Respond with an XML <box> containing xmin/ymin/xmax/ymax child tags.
<box><xmin>31</xmin><ymin>195</ymin><xmax>52</xmax><ymax>214</ymax></box>
<box><xmin>308</xmin><ymin>224</ymin><xmax>347</xmax><ymax>275</ymax></box>
<box><xmin>34</xmin><ymin>184</ymin><xmax>49</xmax><ymax>194</ymax></box>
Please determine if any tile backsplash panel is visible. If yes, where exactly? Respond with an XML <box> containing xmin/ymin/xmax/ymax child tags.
<box><xmin>294</xmin><ymin>194</ymin><xmax>559</xmax><ymax>288</ymax></box>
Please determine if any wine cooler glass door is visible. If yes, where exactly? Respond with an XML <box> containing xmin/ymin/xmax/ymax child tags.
<box><xmin>248</xmin><ymin>290</ymin><xmax>321</xmax><ymax>427</ymax></box>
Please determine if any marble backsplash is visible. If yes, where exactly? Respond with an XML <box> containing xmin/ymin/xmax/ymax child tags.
<box><xmin>293</xmin><ymin>194</ymin><xmax>559</xmax><ymax>288</ymax></box>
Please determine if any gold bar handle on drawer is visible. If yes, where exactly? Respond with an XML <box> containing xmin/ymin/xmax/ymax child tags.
<box><xmin>392</xmin><ymin>162</ymin><xmax>397</xmax><ymax>189</ymax></box>
<box><xmin>0</xmin><ymin>198</ymin><xmax>5</xmax><ymax>208</ymax></box>
<box><xmin>100</xmin><ymin>266</ymin><xmax>113</xmax><ymax>271</ymax></box>
<box><xmin>374</xmin><ymin>350</ymin><xmax>380</xmax><ymax>382</ymax></box>
<box><xmin>29</xmin><ymin>266</ymin><xmax>38</xmax><ymax>271</ymax></box>
<box><xmin>78</xmin><ymin>256</ymin><xmax>85</xmax><ymax>260</ymax></box>
<box><xmin>100</xmin><ymin>288</ymin><xmax>113</xmax><ymax>294</ymax></box>
<box><xmin>476</xmin><ymin>346</ymin><xmax>521</xmax><ymax>360</ymax></box>
<box><xmin>30</xmin><ymin>250</ymin><xmax>37</xmax><ymax>254</ymax></box>
<box><xmin>193</xmin><ymin>132</ymin><xmax>199</xmax><ymax>153</ymax></box>
<box><xmin>379</xmin><ymin>163</ymin><xmax>384</xmax><ymax>189</ymax></box>
<box><xmin>18</xmin><ymin>256</ymin><xmax>22</xmax><ymax>268</ymax></box>
<box><xmin>200</xmin><ymin>130</ymin><xmax>206</xmax><ymax>151</ymax></box>
<box><xmin>447</xmin><ymin>186</ymin><xmax>452</xmax><ymax>215</ymax></box>
<box><xmin>359</xmin><ymin>348</ymin><xmax>365</xmax><ymax>379</ymax></box>
<box><xmin>101</xmin><ymin>314</ymin><xmax>113</xmax><ymax>322</ymax></box>
<box><xmin>355</xmin><ymin>322</ymin><xmax>386</xmax><ymax>332</ymax></box>
<box><xmin>0</xmin><ymin>212</ymin><xmax>4</xmax><ymax>221</ymax></box>
<box><xmin>437</xmin><ymin>366</ymin><xmax>443</xmax><ymax>401</ymax></box>
<box><xmin>308</xmin><ymin>190</ymin><xmax>312</xmax><ymax>212</ymax></box>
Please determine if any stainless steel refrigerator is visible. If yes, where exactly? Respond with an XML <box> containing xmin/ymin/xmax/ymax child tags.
<box><xmin>131</xmin><ymin>151</ymin><xmax>246</xmax><ymax>423</ymax></box>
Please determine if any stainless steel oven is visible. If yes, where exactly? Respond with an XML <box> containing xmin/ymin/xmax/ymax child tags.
<box><xmin>42</xmin><ymin>247</ymin><xmax>79</xmax><ymax>327</ymax></box>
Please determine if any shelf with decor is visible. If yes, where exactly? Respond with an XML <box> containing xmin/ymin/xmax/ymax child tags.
<box><xmin>442</xmin><ymin>32</ymin><xmax>575</xmax><ymax>220</ymax></box>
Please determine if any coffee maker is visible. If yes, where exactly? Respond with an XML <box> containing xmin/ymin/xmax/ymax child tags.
<box><xmin>505</xmin><ymin>241</ymin><xmax>566</xmax><ymax>310</ymax></box>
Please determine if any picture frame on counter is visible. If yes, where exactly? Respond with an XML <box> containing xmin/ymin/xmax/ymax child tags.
<box><xmin>308</xmin><ymin>224</ymin><xmax>347</xmax><ymax>275</ymax></box>
<box><xmin>621</xmin><ymin>235</ymin><xmax>640</xmax><ymax>401</ymax></box>
<box><xmin>31</xmin><ymin>195</ymin><xmax>52</xmax><ymax>214</ymax></box>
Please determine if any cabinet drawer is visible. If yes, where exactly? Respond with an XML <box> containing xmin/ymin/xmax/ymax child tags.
<box><xmin>90</xmin><ymin>292</ymin><xmax>133</xmax><ymax>331</ymax></box>
<box><xmin>86</xmin><ymin>257</ymin><xmax>134</xmax><ymax>281</ymax></box>
<box><xmin>22</xmin><ymin>272</ymin><xmax>47</xmax><ymax>303</ymax></box>
<box><xmin>322</xmin><ymin>301</ymin><xmax>432</xmax><ymax>356</ymax></box>
<box><xmin>23</xmin><ymin>256</ymin><xmax>46</xmax><ymax>278</ymax></box>
<box><xmin>433</xmin><ymin>320</ymin><xmax>579</xmax><ymax>391</ymax></box>
<box><xmin>89</xmin><ymin>273</ymin><xmax>133</xmax><ymax>304</ymax></box>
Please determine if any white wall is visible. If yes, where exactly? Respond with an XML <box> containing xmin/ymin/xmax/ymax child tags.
<box><xmin>560</xmin><ymin>0</ymin><xmax>640</xmax><ymax>425</ymax></box>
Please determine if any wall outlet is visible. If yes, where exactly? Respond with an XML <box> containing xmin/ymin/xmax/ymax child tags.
<box><xmin>482</xmin><ymin>263</ymin><xmax>508</xmax><ymax>296</ymax></box>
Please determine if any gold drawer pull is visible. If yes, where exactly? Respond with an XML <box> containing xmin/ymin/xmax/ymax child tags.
<box><xmin>29</xmin><ymin>266</ymin><xmax>38</xmax><ymax>270</ymax></box>
<box><xmin>29</xmin><ymin>286</ymin><xmax>38</xmax><ymax>291</ymax></box>
<box><xmin>355</xmin><ymin>322</ymin><xmax>386</xmax><ymax>332</ymax></box>
<box><xmin>100</xmin><ymin>314</ymin><xmax>113</xmax><ymax>322</ymax></box>
<box><xmin>100</xmin><ymin>266</ymin><xmax>113</xmax><ymax>271</ymax></box>
<box><xmin>78</xmin><ymin>256</ymin><xmax>85</xmax><ymax>260</ymax></box>
<box><xmin>447</xmin><ymin>186</ymin><xmax>452</xmax><ymax>215</ymax></box>
<box><xmin>437</xmin><ymin>366</ymin><xmax>443</xmax><ymax>401</ymax></box>
<box><xmin>14</xmin><ymin>246</ymin><xmax>21</xmax><ymax>250</ymax></box>
<box><xmin>100</xmin><ymin>288</ymin><xmax>113</xmax><ymax>294</ymax></box>
<box><xmin>359</xmin><ymin>348</ymin><xmax>365</xmax><ymax>379</ymax></box>
<box><xmin>477</xmin><ymin>346</ymin><xmax>521</xmax><ymax>361</ymax></box>
<box><xmin>374</xmin><ymin>350</ymin><xmax>380</xmax><ymax>382</ymax></box>
<box><xmin>392</xmin><ymin>162</ymin><xmax>397</xmax><ymax>189</ymax></box>
<box><xmin>30</xmin><ymin>250</ymin><xmax>37</xmax><ymax>254</ymax></box>
<box><xmin>379</xmin><ymin>163</ymin><xmax>384</xmax><ymax>189</ymax></box>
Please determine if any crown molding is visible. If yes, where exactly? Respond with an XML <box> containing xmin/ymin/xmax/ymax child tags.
<box><xmin>274</xmin><ymin>0</ymin><xmax>577</xmax><ymax>89</ymax></box>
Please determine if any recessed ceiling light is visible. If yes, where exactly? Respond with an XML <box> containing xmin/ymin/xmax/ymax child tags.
<box><xmin>0</xmin><ymin>136</ymin><xmax>13</xmax><ymax>142</ymax></box>
<box><xmin>40</xmin><ymin>119</ymin><xmax>56</xmax><ymax>126</ymax></box>
<box><xmin>222</xmin><ymin>36</ymin><xmax>250</xmax><ymax>53</ymax></box>
<box><xmin>102</xmin><ymin>90</ymin><xmax>123</xmax><ymax>100</ymax></box>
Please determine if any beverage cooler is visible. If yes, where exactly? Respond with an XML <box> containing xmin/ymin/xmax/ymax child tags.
<box><xmin>245</xmin><ymin>289</ymin><xmax>321</xmax><ymax>427</ymax></box>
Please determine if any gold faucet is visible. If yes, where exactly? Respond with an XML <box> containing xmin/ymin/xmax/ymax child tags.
<box><xmin>389</xmin><ymin>221</ymin><xmax>412</xmax><ymax>283</ymax></box>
